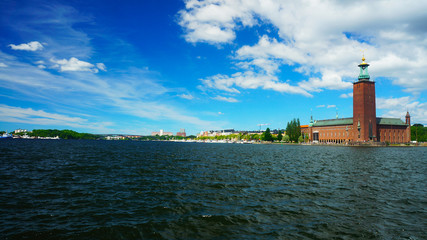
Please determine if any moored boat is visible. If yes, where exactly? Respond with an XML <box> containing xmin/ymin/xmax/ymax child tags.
<box><xmin>0</xmin><ymin>133</ymin><xmax>13</xmax><ymax>139</ymax></box>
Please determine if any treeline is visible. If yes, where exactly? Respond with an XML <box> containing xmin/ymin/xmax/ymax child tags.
<box><xmin>197</xmin><ymin>118</ymin><xmax>304</xmax><ymax>143</ymax></box>
<box><xmin>29</xmin><ymin>129</ymin><xmax>100</xmax><ymax>140</ymax></box>
<box><xmin>411</xmin><ymin>124</ymin><xmax>426</xmax><ymax>142</ymax></box>
<box><xmin>138</xmin><ymin>135</ymin><xmax>197</xmax><ymax>141</ymax></box>
<box><xmin>285</xmin><ymin>118</ymin><xmax>301</xmax><ymax>142</ymax></box>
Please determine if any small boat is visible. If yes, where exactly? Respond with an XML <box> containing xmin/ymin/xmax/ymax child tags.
<box><xmin>0</xmin><ymin>133</ymin><xmax>13</xmax><ymax>139</ymax></box>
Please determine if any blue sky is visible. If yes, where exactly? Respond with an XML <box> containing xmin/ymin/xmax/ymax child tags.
<box><xmin>1</xmin><ymin>0</ymin><xmax>426</xmax><ymax>135</ymax></box>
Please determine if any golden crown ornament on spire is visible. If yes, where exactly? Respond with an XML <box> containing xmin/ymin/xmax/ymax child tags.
<box><xmin>358</xmin><ymin>53</ymin><xmax>370</xmax><ymax>80</ymax></box>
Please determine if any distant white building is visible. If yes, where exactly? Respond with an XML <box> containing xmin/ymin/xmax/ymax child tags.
<box><xmin>176</xmin><ymin>128</ymin><xmax>186</xmax><ymax>137</ymax></box>
<box><xmin>151</xmin><ymin>129</ymin><xmax>173</xmax><ymax>136</ymax></box>
<box><xmin>106</xmin><ymin>135</ymin><xmax>125</xmax><ymax>140</ymax></box>
<box><xmin>14</xmin><ymin>128</ymin><xmax>28</xmax><ymax>133</ymax></box>
<box><xmin>198</xmin><ymin>129</ymin><xmax>235</xmax><ymax>137</ymax></box>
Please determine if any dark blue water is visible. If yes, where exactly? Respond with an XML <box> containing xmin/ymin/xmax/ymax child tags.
<box><xmin>0</xmin><ymin>140</ymin><xmax>426</xmax><ymax>239</ymax></box>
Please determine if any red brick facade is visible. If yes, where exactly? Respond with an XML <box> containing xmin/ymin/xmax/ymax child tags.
<box><xmin>301</xmin><ymin>58</ymin><xmax>411</xmax><ymax>144</ymax></box>
<box><xmin>302</xmin><ymin>122</ymin><xmax>411</xmax><ymax>144</ymax></box>
<box><xmin>353</xmin><ymin>81</ymin><xmax>377</xmax><ymax>142</ymax></box>
<box><xmin>301</xmin><ymin>124</ymin><xmax>355</xmax><ymax>143</ymax></box>
<box><xmin>377</xmin><ymin>125</ymin><xmax>410</xmax><ymax>143</ymax></box>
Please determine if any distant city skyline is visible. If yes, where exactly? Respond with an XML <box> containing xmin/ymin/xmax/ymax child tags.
<box><xmin>0</xmin><ymin>0</ymin><xmax>426</xmax><ymax>135</ymax></box>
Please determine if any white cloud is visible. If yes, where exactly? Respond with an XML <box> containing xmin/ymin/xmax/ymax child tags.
<box><xmin>236</xmin><ymin>35</ymin><xmax>308</xmax><ymax>65</ymax></box>
<box><xmin>8</xmin><ymin>41</ymin><xmax>44</xmax><ymax>51</ymax></box>
<box><xmin>218</xmin><ymin>112</ymin><xmax>224</xmax><ymax>115</ymax></box>
<box><xmin>316</xmin><ymin>105</ymin><xmax>325</xmax><ymax>108</ymax></box>
<box><xmin>96</xmin><ymin>63</ymin><xmax>107</xmax><ymax>71</ymax></box>
<box><xmin>0</xmin><ymin>63</ymin><xmax>7</xmax><ymax>67</ymax></box>
<box><xmin>377</xmin><ymin>96</ymin><xmax>415</xmax><ymax>110</ymax></box>
<box><xmin>179</xmin><ymin>0</ymin><xmax>427</xmax><ymax>95</ymax></box>
<box><xmin>0</xmin><ymin>5</ymin><xmax>224</xmax><ymax>134</ymax></box>
<box><xmin>0</xmin><ymin>50</ymin><xmax>220</xmax><ymax>132</ymax></box>
<box><xmin>212</xmin><ymin>95</ymin><xmax>238</xmax><ymax>103</ymax></box>
<box><xmin>51</xmin><ymin>57</ymin><xmax>98</xmax><ymax>72</ymax></box>
<box><xmin>327</xmin><ymin>105</ymin><xmax>336</xmax><ymax>109</ymax></box>
<box><xmin>340</xmin><ymin>93</ymin><xmax>353</xmax><ymax>98</ymax></box>
<box><xmin>35</xmin><ymin>60</ymin><xmax>46</xmax><ymax>69</ymax></box>
<box><xmin>377</xmin><ymin>97</ymin><xmax>426</xmax><ymax>124</ymax></box>
<box><xmin>178</xmin><ymin>93</ymin><xmax>194</xmax><ymax>100</ymax></box>
<box><xmin>201</xmin><ymin>71</ymin><xmax>312</xmax><ymax>97</ymax></box>
<box><xmin>0</xmin><ymin>104</ymin><xmax>86</xmax><ymax>126</ymax></box>
<box><xmin>0</xmin><ymin>104</ymin><xmax>115</xmax><ymax>132</ymax></box>
<box><xmin>178</xmin><ymin>0</ymin><xmax>256</xmax><ymax>44</ymax></box>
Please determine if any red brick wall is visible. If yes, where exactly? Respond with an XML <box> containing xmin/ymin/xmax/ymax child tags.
<box><xmin>377</xmin><ymin>125</ymin><xmax>411</xmax><ymax>143</ymax></box>
<box><xmin>310</xmin><ymin>125</ymin><xmax>354</xmax><ymax>143</ymax></box>
<box><xmin>302</xmin><ymin>124</ymin><xmax>410</xmax><ymax>143</ymax></box>
<box><xmin>301</xmin><ymin>127</ymin><xmax>312</xmax><ymax>141</ymax></box>
<box><xmin>353</xmin><ymin>81</ymin><xmax>377</xmax><ymax>142</ymax></box>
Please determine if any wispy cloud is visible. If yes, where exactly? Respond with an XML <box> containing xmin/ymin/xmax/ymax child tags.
<box><xmin>316</xmin><ymin>105</ymin><xmax>325</xmax><ymax>108</ymax></box>
<box><xmin>377</xmin><ymin>97</ymin><xmax>426</xmax><ymax>123</ymax></box>
<box><xmin>0</xmin><ymin>63</ymin><xmax>7</xmax><ymax>67</ymax></box>
<box><xmin>212</xmin><ymin>95</ymin><xmax>238</xmax><ymax>103</ymax></box>
<box><xmin>0</xmin><ymin>48</ymin><xmax>218</xmax><ymax>132</ymax></box>
<box><xmin>340</xmin><ymin>93</ymin><xmax>353</xmax><ymax>98</ymax></box>
<box><xmin>0</xmin><ymin>2</ymin><xmax>228</xmax><ymax>133</ymax></box>
<box><xmin>179</xmin><ymin>0</ymin><xmax>427</xmax><ymax>95</ymax></box>
<box><xmin>178</xmin><ymin>93</ymin><xmax>194</xmax><ymax>100</ymax></box>
<box><xmin>178</xmin><ymin>1</ymin><xmax>254</xmax><ymax>44</ymax></box>
<box><xmin>327</xmin><ymin>105</ymin><xmax>336</xmax><ymax>108</ymax></box>
<box><xmin>51</xmin><ymin>57</ymin><xmax>101</xmax><ymax>73</ymax></box>
<box><xmin>7</xmin><ymin>4</ymin><xmax>94</xmax><ymax>60</ymax></box>
<box><xmin>9</xmin><ymin>41</ymin><xmax>44</xmax><ymax>51</ymax></box>
<box><xmin>0</xmin><ymin>104</ymin><xmax>113</xmax><ymax>131</ymax></box>
<box><xmin>96</xmin><ymin>63</ymin><xmax>107</xmax><ymax>71</ymax></box>
<box><xmin>201</xmin><ymin>71</ymin><xmax>312</xmax><ymax>97</ymax></box>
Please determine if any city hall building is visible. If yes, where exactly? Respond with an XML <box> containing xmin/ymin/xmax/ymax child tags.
<box><xmin>301</xmin><ymin>57</ymin><xmax>411</xmax><ymax>144</ymax></box>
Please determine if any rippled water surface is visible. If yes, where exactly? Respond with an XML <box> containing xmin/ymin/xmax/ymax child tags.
<box><xmin>1</xmin><ymin>140</ymin><xmax>426</xmax><ymax>239</ymax></box>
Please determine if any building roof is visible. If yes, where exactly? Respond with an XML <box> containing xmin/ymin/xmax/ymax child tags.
<box><xmin>303</xmin><ymin>117</ymin><xmax>407</xmax><ymax>127</ymax></box>
<box><xmin>376</xmin><ymin>117</ymin><xmax>407</xmax><ymax>126</ymax></box>
<box><xmin>312</xmin><ymin>117</ymin><xmax>353</xmax><ymax>127</ymax></box>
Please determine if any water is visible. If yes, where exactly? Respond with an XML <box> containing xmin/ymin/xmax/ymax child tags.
<box><xmin>1</xmin><ymin>140</ymin><xmax>426</xmax><ymax>239</ymax></box>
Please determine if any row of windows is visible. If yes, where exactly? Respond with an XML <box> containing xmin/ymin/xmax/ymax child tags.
<box><xmin>314</xmin><ymin>130</ymin><xmax>406</xmax><ymax>138</ymax></box>
<box><xmin>319</xmin><ymin>131</ymin><xmax>352</xmax><ymax>138</ymax></box>
<box><xmin>379</xmin><ymin>130</ymin><xmax>407</xmax><ymax>142</ymax></box>
<box><xmin>306</xmin><ymin>128</ymin><xmax>408</xmax><ymax>142</ymax></box>
<box><xmin>380</xmin><ymin>130</ymin><xmax>405</xmax><ymax>138</ymax></box>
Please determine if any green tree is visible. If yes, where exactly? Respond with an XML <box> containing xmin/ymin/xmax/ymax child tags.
<box><xmin>298</xmin><ymin>135</ymin><xmax>304</xmax><ymax>143</ymax></box>
<box><xmin>261</xmin><ymin>128</ymin><xmax>273</xmax><ymax>141</ymax></box>
<box><xmin>277</xmin><ymin>130</ymin><xmax>283</xmax><ymax>142</ymax></box>
<box><xmin>252</xmin><ymin>134</ymin><xmax>260</xmax><ymax>141</ymax></box>
<box><xmin>285</xmin><ymin>118</ymin><xmax>301</xmax><ymax>142</ymax></box>
<box><xmin>30</xmin><ymin>129</ymin><xmax>99</xmax><ymax>139</ymax></box>
<box><xmin>411</xmin><ymin>124</ymin><xmax>426</xmax><ymax>142</ymax></box>
<box><xmin>283</xmin><ymin>135</ymin><xmax>290</xmax><ymax>142</ymax></box>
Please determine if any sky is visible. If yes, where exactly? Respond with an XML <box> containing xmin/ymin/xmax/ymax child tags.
<box><xmin>0</xmin><ymin>0</ymin><xmax>426</xmax><ymax>135</ymax></box>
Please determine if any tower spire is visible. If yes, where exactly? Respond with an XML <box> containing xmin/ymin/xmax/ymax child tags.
<box><xmin>309</xmin><ymin>109</ymin><xmax>314</xmax><ymax>127</ymax></box>
<box><xmin>353</xmin><ymin>55</ymin><xmax>377</xmax><ymax>141</ymax></box>
<box><xmin>358</xmin><ymin>55</ymin><xmax>370</xmax><ymax>81</ymax></box>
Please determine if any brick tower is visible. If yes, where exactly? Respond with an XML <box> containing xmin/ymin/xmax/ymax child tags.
<box><xmin>405</xmin><ymin>111</ymin><xmax>411</xmax><ymax>142</ymax></box>
<box><xmin>353</xmin><ymin>56</ymin><xmax>377</xmax><ymax>142</ymax></box>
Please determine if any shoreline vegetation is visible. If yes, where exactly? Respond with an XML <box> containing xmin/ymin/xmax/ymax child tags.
<box><xmin>4</xmin><ymin>129</ymin><xmax>99</xmax><ymax>140</ymax></box>
<box><xmin>1</xmin><ymin>126</ymin><xmax>426</xmax><ymax>147</ymax></box>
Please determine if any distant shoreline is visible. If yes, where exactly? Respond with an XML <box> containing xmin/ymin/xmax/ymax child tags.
<box><xmin>5</xmin><ymin>138</ymin><xmax>425</xmax><ymax>147</ymax></box>
<box><xmin>167</xmin><ymin>139</ymin><xmax>425</xmax><ymax>147</ymax></box>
